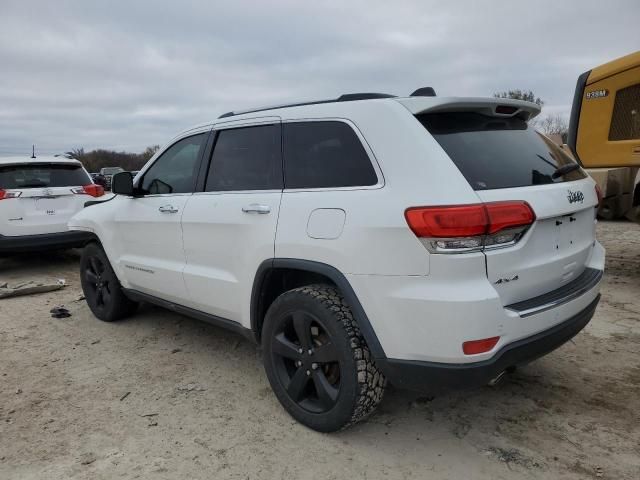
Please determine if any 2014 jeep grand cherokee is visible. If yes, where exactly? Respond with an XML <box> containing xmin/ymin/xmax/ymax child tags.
<box><xmin>69</xmin><ymin>91</ymin><xmax>604</xmax><ymax>431</ymax></box>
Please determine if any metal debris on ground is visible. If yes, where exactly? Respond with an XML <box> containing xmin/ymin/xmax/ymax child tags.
<box><xmin>0</xmin><ymin>279</ymin><xmax>66</xmax><ymax>299</ymax></box>
<box><xmin>50</xmin><ymin>306</ymin><xmax>71</xmax><ymax>318</ymax></box>
<box><xmin>176</xmin><ymin>383</ymin><xmax>207</xmax><ymax>392</ymax></box>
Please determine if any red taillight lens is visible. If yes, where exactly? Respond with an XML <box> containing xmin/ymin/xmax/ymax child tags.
<box><xmin>84</xmin><ymin>184</ymin><xmax>105</xmax><ymax>197</ymax></box>
<box><xmin>485</xmin><ymin>201</ymin><xmax>536</xmax><ymax>234</ymax></box>
<box><xmin>462</xmin><ymin>336</ymin><xmax>500</xmax><ymax>355</ymax></box>
<box><xmin>405</xmin><ymin>201</ymin><xmax>535</xmax><ymax>253</ymax></box>
<box><xmin>405</xmin><ymin>204</ymin><xmax>488</xmax><ymax>238</ymax></box>
<box><xmin>0</xmin><ymin>189</ymin><xmax>22</xmax><ymax>200</ymax></box>
<box><xmin>72</xmin><ymin>184</ymin><xmax>104</xmax><ymax>197</ymax></box>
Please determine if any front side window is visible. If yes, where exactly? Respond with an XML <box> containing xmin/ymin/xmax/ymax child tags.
<box><xmin>283</xmin><ymin>121</ymin><xmax>378</xmax><ymax>189</ymax></box>
<box><xmin>140</xmin><ymin>133</ymin><xmax>207</xmax><ymax>194</ymax></box>
<box><xmin>205</xmin><ymin>124</ymin><xmax>282</xmax><ymax>191</ymax></box>
<box><xmin>0</xmin><ymin>164</ymin><xmax>91</xmax><ymax>189</ymax></box>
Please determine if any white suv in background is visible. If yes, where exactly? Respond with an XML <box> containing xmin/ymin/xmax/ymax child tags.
<box><xmin>0</xmin><ymin>156</ymin><xmax>104</xmax><ymax>253</ymax></box>
<box><xmin>69</xmin><ymin>91</ymin><xmax>605</xmax><ymax>431</ymax></box>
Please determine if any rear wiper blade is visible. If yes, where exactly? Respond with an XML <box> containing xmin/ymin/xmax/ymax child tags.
<box><xmin>552</xmin><ymin>163</ymin><xmax>581</xmax><ymax>179</ymax></box>
<box><xmin>19</xmin><ymin>183</ymin><xmax>49</xmax><ymax>188</ymax></box>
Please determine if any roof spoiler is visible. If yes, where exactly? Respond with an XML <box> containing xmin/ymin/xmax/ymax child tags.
<box><xmin>397</xmin><ymin>97</ymin><xmax>541</xmax><ymax>121</ymax></box>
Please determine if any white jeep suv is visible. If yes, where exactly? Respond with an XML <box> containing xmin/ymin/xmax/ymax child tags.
<box><xmin>0</xmin><ymin>156</ymin><xmax>104</xmax><ymax>253</ymax></box>
<box><xmin>69</xmin><ymin>91</ymin><xmax>605</xmax><ymax>432</ymax></box>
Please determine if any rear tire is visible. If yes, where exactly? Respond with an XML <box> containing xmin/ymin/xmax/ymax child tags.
<box><xmin>262</xmin><ymin>284</ymin><xmax>386</xmax><ymax>432</ymax></box>
<box><xmin>80</xmin><ymin>243</ymin><xmax>138</xmax><ymax>322</ymax></box>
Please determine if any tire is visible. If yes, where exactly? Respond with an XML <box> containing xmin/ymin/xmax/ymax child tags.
<box><xmin>262</xmin><ymin>284</ymin><xmax>386</xmax><ymax>432</ymax></box>
<box><xmin>80</xmin><ymin>243</ymin><xmax>138</xmax><ymax>322</ymax></box>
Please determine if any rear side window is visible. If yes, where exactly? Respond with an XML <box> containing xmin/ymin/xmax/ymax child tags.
<box><xmin>205</xmin><ymin>124</ymin><xmax>282</xmax><ymax>191</ymax></box>
<box><xmin>0</xmin><ymin>164</ymin><xmax>91</xmax><ymax>189</ymax></box>
<box><xmin>418</xmin><ymin>112</ymin><xmax>586</xmax><ymax>190</ymax></box>
<box><xmin>283</xmin><ymin>121</ymin><xmax>377</xmax><ymax>189</ymax></box>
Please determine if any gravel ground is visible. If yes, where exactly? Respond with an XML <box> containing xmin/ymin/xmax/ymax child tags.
<box><xmin>1</xmin><ymin>220</ymin><xmax>639</xmax><ymax>480</ymax></box>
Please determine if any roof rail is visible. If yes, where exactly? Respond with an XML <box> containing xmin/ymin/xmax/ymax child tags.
<box><xmin>218</xmin><ymin>92</ymin><xmax>396</xmax><ymax>119</ymax></box>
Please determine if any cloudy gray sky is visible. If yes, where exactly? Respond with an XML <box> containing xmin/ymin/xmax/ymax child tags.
<box><xmin>0</xmin><ymin>0</ymin><xmax>637</xmax><ymax>155</ymax></box>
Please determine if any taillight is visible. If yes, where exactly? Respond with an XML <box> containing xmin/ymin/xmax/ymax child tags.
<box><xmin>405</xmin><ymin>201</ymin><xmax>535</xmax><ymax>253</ymax></box>
<box><xmin>0</xmin><ymin>189</ymin><xmax>22</xmax><ymax>200</ymax></box>
<box><xmin>72</xmin><ymin>184</ymin><xmax>105</xmax><ymax>198</ymax></box>
<box><xmin>595</xmin><ymin>184</ymin><xmax>603</xmax><ymax>207</ymax></box>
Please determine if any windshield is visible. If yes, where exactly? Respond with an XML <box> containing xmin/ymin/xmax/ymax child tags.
<box><xmin>0</xmin><ymin>164</ymin><xmax>91</xmax><ymax>189</ymax></box>
<box><xmin>418</xmin><ymin>112</ymin><xmax>587</xmax><ymax>190</ymax></box>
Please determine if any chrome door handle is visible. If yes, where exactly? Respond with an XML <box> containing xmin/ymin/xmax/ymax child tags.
<box><xmin>158</xmin><ymin>205</ymin><xmax>178</xmax><ymax>213</ymax></box>
<box><xmin>242</xmin><ymin>204</ymin><xmax>271</xmax><ymax>214</ymax></box>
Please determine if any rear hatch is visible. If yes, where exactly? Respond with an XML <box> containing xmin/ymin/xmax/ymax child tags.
<box><xmin>416</xmin><ymin>108</ymin><xmax>597</xmax><ymax>306</ymax></box>
<box><xmin>0</xmin><ymin>162</ymin><xmax>93</xmax><ymax>236</ymax></box>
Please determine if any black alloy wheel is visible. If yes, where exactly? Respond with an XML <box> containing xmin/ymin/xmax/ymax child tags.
<box><xmin>80</xmin><ymin>243</ymin><xmax>137</xmax><ymax>322</ymax></box>
<box><xmin>270</xmin><ymin>310</ymin><xmax>341</xmax><ymax>413</ymax></box>
<box><xmin>84</xmin><ymin>255</ymin><xmax>112</xmax><ymax>310</ymax></box>
<box><xmin>262</xmin><ymin>284</ymin><xmax>386</xmax><ymax>432</ymax></box>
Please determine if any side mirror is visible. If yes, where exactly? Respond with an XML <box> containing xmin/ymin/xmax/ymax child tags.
<box><xmin>111</xmin><ymin>171</ymin><xmax>134</xmax><ymax>196</ymax></box>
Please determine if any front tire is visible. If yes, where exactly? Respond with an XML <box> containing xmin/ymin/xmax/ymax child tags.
<box><xmin>80</xmin><ymin>243</ymin><xmax>138</xmax><ymax>322</ymax></box>
<box><xmin>262</xmin><ymin>284</ymin><xmax>386</xmax><ymax>432</ymax></box>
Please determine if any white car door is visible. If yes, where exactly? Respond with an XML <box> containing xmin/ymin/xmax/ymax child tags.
<box><xmin>113</xmin><ymin>132</ymin><xmax>210</xmax><ymax>304</ymax></box>
<box><xmin>181</xmin><ymin>119</ymin><xmax>282</xmax><ymax>325</ymax></box>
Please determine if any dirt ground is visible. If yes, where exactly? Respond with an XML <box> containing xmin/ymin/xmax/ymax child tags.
<box><xmin>1</xmin><ymin>220</ymin><xmax>639</xmax><ymax>480</ymax></box>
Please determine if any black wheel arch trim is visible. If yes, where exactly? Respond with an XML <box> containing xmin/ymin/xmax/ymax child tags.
<box><xmin>567</xmin><ymin>69</ymin><xmax>591</xmax><ymax>166</ymax></box>
<box><xmin>250</xmin><ymin>258</ymin><xmax>387</xmax><ymax>360</ymax></box>
<box><xmin>84</xmin><ymin>194</ymin><xmax>117</xmax><ymax>208</ymax></box>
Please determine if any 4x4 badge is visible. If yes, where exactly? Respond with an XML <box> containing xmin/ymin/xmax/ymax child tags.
<box><xmin>494</xmin><ymin>275</ymin><xmax>519</xmax><ymax>285</ymax></box>
<box><xmin>567</xmin><ymin>190</ymin><xmax>584</xmax><ymax>204</ymax></box>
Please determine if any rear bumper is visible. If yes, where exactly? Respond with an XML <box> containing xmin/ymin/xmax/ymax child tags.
<box><xmin>0</xmin><ymin>230</ymin><xmax>94</xmax><ymax>253</ymax></box>
<box><xmin>378</xmin><ymin>295</ymin><xmax>600</xmax><ymax>392</ymax></box>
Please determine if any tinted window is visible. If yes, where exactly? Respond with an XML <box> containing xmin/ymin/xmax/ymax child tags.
<box><xmin>283</xmin><ymin>121</ymin><xmax>377</xmax><ymax>189</ymax></box>
<box><xmin>205</xmin><ymin>124</ymin><xmax>282</xmax><ymax>191</ymax></box>
<box><xmin>418</xmin><ymin>112</ymin><xmax>586</xmax><ymax>190</ymax></box>
<box><xmin>0</xmin><ymin>164</ymin><xmax>91</xmax><ymax>189</ymax></box>
<box><xmin>140</xmin><ymin>133</ymin><xmax>207</xmax><ymax>194</ymax></box>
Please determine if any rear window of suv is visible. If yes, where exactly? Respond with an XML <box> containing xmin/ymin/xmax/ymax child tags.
<box><xmin>418</xmin><ymin>112</ymin><xmax>586</xmax><ymax>190</ymax></box>
<box><xmin>0</xmin><ymin>163</ymin><xmax>91</xmax><ymax>189</ymax></box>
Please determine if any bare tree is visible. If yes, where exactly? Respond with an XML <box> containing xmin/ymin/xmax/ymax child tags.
<box><xmin>536</xmin><ymin>114</ymin><xmax>569</xmax><ymax>143</ymax></box>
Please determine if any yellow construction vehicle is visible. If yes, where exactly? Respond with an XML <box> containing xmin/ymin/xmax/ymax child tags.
<box><xmin>567</xmin><ymin>50</ymin><xmax>640</xmax><ymax>223</ymax></box>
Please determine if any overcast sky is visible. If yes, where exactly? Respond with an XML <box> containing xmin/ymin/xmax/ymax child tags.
<box><xmin>0</xmin><ymin>0</ymin><xmax>637</xmax><ymax>156</ymax></box>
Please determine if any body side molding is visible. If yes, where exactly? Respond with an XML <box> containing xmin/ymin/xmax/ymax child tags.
<box><xmin>123</xmin><ymin>289</ymin><xmax>256</xmax><ymax>342</ymax></box>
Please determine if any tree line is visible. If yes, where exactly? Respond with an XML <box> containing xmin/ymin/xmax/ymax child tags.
<box><xmin>65</xmin><ymin>145</ymin><xmax>159</xmax><ymax>173</ymax></box>
<box><xmin>494</xmin><ymin>89</ymin><xmax>569</xmax><ymax>142</ymax></box>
